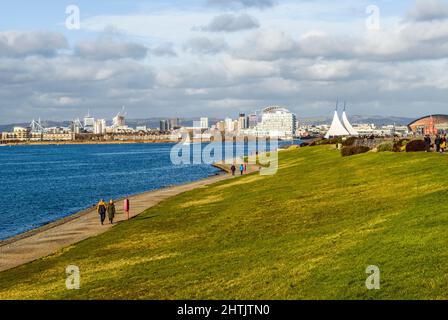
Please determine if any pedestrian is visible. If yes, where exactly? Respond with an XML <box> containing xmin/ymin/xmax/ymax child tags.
<box><xmin>240</xmin><ymin>164</ymin><xmax>244</xmax><ymax>176</ymax></box>
<box><xmin>442</xmin><ymin>135</ymin><xmax>447</xmax><ymax>153</ymax></box>
<box><xmin>424</xmin><ymin>135</ymin><xmax>431</xmax><ymax>152</ymax></box>
<box><xmin>97</xmin><ymin>199</ymin><xmax>107</xmax><ymax>225</ymax></box>
<box><xmin>435</xmin><ymin>135</ymin><xmax>441</xmax><ymax>153</ymax></box>
<box><xmin>230</xmin><ymin>164</ymin><xmax>236</xmax><ymax>176</ymax></box>
<box><xmin>244</xmin><ymin>163</ymin><xmax>247</xmax><ymax>173</ymax></box>
<box><xmin>124</xmin><ymin>198</ymin><xmax>130</xmax><ymax>220</ymax></box>
<box><xmin>107</xmin><ymin>199</ymin><xmax>116</xmax><ymax>224</ymax></box>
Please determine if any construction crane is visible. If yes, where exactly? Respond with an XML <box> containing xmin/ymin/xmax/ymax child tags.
<box><xmin>30</xmin><ymin>118</ymin><xmax>44</xmax><ymax>133</ymax></box>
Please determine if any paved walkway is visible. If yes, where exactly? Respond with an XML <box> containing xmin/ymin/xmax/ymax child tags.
<box><xmin>0</xmin><ymin>163</ymin><xmax>258</xmax><ymax>272</ymax></box>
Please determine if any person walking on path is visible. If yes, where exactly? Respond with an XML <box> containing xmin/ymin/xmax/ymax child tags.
<box><xmin>240</xmin><ymin>164</ymin><xmax>244</xmax><ymax>176</ymax></box>
<box><xmin>124</xmin><ymin>198</ymin><xmax>130</xmax><ymax>220</ymax></box>
<box><xmin>230</xmin><ymin>165</ymin><xmax>236</xmax><ymax>176</ymax></box>
<box><xmin>435</xmin><ymin>135</ymin><xmax>441</xmax><ymax>153</ymax></box>
<box><xmin>107</xmin><ymin>200</ymin><xmax>116</xmax><ymax>225</ymax></box>
<box><xmin>244</xmin><ymin>163</ymin><xmax>247</xmax><ymax>173</ymax></box>
<box><xmin>97</xmin><ymin>199</ymin><xmax>107</xmax><ymax>225</ymax></box>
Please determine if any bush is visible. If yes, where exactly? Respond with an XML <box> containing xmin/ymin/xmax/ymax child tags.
<box><xmin>342</xmin><ymin>137</ymin><xmax>358</xmax><ymax>147</ymax></box>
<box><xmin>406</xmin><ymin>140</ymin><xmax>427</xmax><ymax>152</ymax></box>
<box><xmin>341</xmin><ymin>146</ymin><xmax>371</xmax><ymax>157</ymax></box>
<box><xmin>393</xmin><ymin>139</ymin><xmax>409</xmax><ymax>152</ymax></box>
<box><xmin>312</xmin><ymin>137</ymin><xmax>344</xmax><ymax>146</ymax></box>
<box><xmin>377</xmin><ymin>141</ymin><xmax>394</xmax><ymax>152</ymax></box>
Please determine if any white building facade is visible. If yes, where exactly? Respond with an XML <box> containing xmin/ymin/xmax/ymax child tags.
<box><xmin>254</xmin><ymin>106</ymin><xmax>297</xmax><ymax>138</ymax></box>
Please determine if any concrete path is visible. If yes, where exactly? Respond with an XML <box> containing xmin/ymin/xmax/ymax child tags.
<box><xmin>0</xmin><ymin>163</ymin><xmax>259</xmax><ymax>272</ymax></box>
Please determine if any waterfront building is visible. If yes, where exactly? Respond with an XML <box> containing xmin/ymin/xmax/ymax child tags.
<box><xmin>200</xmin><ymin>117</ymin><xmax>209</xmax><ymax>129</ymax></box>
<box><xmin>238</xmin><ymin>114</ymin><xmax>247</xmax><ymax>130</ymax></box>
<box><xmin>255</xmin><ymin>106</ymin><xmax>297</xmax><ymax>138</ymax></box>
<box><xmin>225</xmin><ymin>118</ymin><xmax>235</xmax><ymax>133</ymax></box>
<box><xmin>84</xmin><ymin>112</ymin><xmax>95</xmax><ymax>133</ymax></box>
<box><xmin>94</xmin><ymin>119</ymin><xmax>107</xmax><ymax>135</ymax></box>
<box><xmin>408</xmin><ymin>115</ymin><xmax>448</xmax><ymax>135</ymax></box>
<box><xmin>170</xmin><ymin>118</ymin><xmax>180</xmax><ymax>130</ymax></box>
<box><xmin>136</xmin><ymin>126</ymin><xmax>148</xmax><ymax>131</ymax></box>
<box><xmin>248</xmin><ymin>114</ymin><xmax>258</xmax><ymax>128</ymax></box>
<box><xmin>1</xmin><ymin>127</ymin><xmax>31</xmax><ymax>142</ymax></box>
<box><xmin>216</xmin><ymin>121</ymin><xmax>225</xmax><ymax>132</ymax></box>
<box><xmin>160</xmin><ymin>120</ymin><xmax>170</xmax><ymax>132</ymax></box>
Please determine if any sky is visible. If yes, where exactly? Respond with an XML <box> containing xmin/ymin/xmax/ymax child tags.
<box><xmin>1</xmin><ymin>0</ymin><xmax>448</xmax><ymax>123</ymax></box>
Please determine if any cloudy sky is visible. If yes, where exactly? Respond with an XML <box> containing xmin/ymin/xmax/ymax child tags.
<box><xmin>1</xmin><ymin>0</ymin><xmax>448</xmax><ymax>123</ymax></box>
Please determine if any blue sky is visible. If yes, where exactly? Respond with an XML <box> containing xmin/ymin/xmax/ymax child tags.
<box><xmin>1</xmin><ymin>0</ymin><xmax>448</xmax><ymax>123</ymax></box>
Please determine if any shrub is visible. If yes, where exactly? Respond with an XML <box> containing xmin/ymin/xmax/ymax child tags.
<box><xmin>341</xmin><ymin>146</ymin><xmax>371</xmax><ymax>157</ymax></box>
<box><xmin>312</xmin><ymin>137</ymin><xmax>344</xmax><ymax>146</ymax></box>
<box><xmin>393</xmin><ymin>139</ymin><xmax>409</xmax><ymax>152</ymax></box>
<box><xmin>299</xmin><ymin>142</ymin><xmax>309</xmax><ymax>147</ymax></box>
<box><xmin>342</xmin><ymin>137</ymin><xmax>358</xmax><ymax>147</ymax></box>
<box><xmin>406</xmin><ymin>140</ymin><xmax>427</xmax><ymax>152</ymax></box>
<box><xmin>377</xmin><ymin>141</ymin><xmax>394</xmax><ymax>152</ymax></box>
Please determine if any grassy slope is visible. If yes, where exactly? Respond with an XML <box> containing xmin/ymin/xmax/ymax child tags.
<box><xmin>1</xmin><ymin>146</ymin><xmax>448</xmax><ymax>300</ymax></box>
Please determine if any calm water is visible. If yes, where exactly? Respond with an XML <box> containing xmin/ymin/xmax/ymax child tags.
<box><xmin>0</xmin><ymin>140</ymin><xmax>300</xmax><ymax>240</ymax></box>
<box><xmin>0</xmin><ymin>143</ymin><xmax>222</xmax><ymax>240</ymax></box>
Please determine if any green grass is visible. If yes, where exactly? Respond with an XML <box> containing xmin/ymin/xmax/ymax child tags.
<box><xmin>2</xmin><ymin>146</ymin><xmax>448</xmax><ymax>300</ymax></box>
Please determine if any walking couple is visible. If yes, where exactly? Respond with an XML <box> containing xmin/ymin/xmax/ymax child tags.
<box><xmin>97</xmin><ymin>199</ymin><xmax>116</xmax><ymax>225</ymax></box>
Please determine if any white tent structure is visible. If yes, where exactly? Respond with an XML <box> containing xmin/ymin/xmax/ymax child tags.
<box><xmin>325</xmin><ymin>106</ymin><xmax>349</xmax><ymax>139</ymax></box>
<box><xmin>341</xmin><ymin>103</ymin><xmax>359</xmax><ymax>136</ymax></box>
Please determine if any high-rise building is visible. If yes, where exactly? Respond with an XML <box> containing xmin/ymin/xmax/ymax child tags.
<box><xmin>160</xmin><ymin>120</ymin><xmax>169</xmax><ymax>132</ymax></box>
<box><xmin>238</xmin><ymin>114</ymin><xmax>247</xmax><ymax>130</ymax></box>
<box><xmin>256</xmin><ymin>106</ymin><xmax>297</xmax><ymax>138</ymax></box>
<box><xmin>224</xmin><ymin>118</ymin><xmax>234</xmax><ymax>132</ymax></box>
<box><xmin>170</xmin><ymin>118</ymin><xmax>180</xmax><ymax>130</ymax></box>
<box><xmin>200</xmin><ymin>117</ymin><xmax>209</xmax><ymax>129</ymax></box>
<box><xmin>248</xmin><ymin>114</ymin><xmax>258</xmax><ymax>128</ymax></box>
<box><xmin>84</xmin><ymin>111</ymin><xmax>95</xmax><ymax>133</ymax></box>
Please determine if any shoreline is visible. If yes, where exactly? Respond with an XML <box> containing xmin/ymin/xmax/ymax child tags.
<box><xmin>0</xmin><ymin>162</ymin><xmax>255</xmax><ymax>272</ymax></box>
<box><xmin>0</xmin><ymin>167</ymin><xmax>227</xmax><ymax>246</ymax></box>
<box><xmin>0</xmin><ymin>140</ymin><xmax>176</xmax><ymax>147</ymax></box>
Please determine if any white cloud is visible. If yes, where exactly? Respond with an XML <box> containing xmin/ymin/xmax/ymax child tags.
<box><xmin>0</xmin><ymin>31</ymin><xmax>68</xmax><ymax>57</ymax></box>
<box><xmin>198</xmin><ymin>14</ymin><xmax>260</xmax><ymax>32</ymax></box>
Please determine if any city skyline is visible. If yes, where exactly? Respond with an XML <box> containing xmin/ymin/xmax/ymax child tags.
<box><xmin>1</xmin><ymin>0</ymin><xmax>448</xmax><ymax>123</ymax></box>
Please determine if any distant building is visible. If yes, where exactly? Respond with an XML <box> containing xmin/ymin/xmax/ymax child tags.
<box><xmin>238</xmin><ymin>113</ymin><xmax>247</xmax><ymax>130</ymax></box>
<box><xmin>255</xmin><ymin>106</ymin><xmax>297</xmax><ymax>138</ymax></box>
<box><xmin>170</xmin><ymin>118</ymin><xmax>180</xmax><ymax>130</ymax></box>
<box><xmin>408</xmin><ymin>115</ymin><xmax>448</xmax><ymax>135</ymax></box>
<box><xmin>136</xmin><ymin>126</ymin><xmax>148</xmax><ymax>131</ymax></box>
<box><xmin>1</xmin><ymin>127</ymin><xmax>31</xmax><ymax>141</ymax></box>
<box><xmin>216</xmin><ymin>121</ymin><xmax>225</xmax><ymax>132</ymax></box>
<box><xmin>224</xmin><ymin>118</ymin><xmax>235</xmax><ymax>133</ymax></box>
<box><xmin>248</xmin><ymin>114</ymin><xmax>258</xmax><ymax>128</ymax></box>
<box><xmin>94</xmin><ymin>119</ymin><xmax>107</xmax><ymax>135</ymax></box>
<box><xmin>200</xmin><ymin>117</ymin><xmax>209</xmax><ymax>129</ymax></box>
<box><xmin>84</xmin><ymin>112</ymin><xmax>95</xmax><ymax>133</ymax></box>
